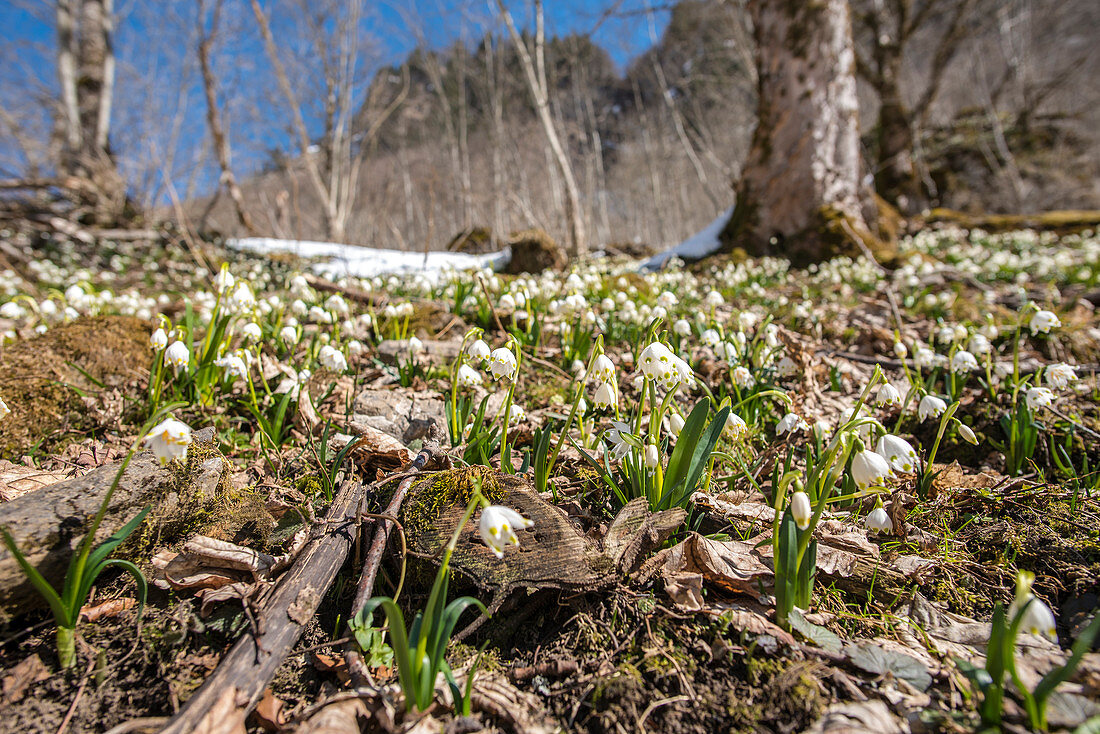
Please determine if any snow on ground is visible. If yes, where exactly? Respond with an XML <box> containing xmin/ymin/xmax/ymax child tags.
<box><xmin>639</xmin><ymin>207</ymin><xmax>732</xmax><ymax>271</ymax></box>
<box><xmin>228</xmin><ymin>237</ymin><xmax>509</xmax><ymax>281</ymax></box>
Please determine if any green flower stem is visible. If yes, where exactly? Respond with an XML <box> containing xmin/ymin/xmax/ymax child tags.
<box><xmin>546</xmin><ymin>336</ymin><xmax>604</xmax><ymax>480</ymax></box>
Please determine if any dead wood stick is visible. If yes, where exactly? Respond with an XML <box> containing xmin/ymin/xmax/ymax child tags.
<box><xmin>344</xmin><ymin>448</ymin><xmax>432</xmax><ymax>685</ymax></box>
<box><xmin>304</xmin><ymin>273</ymin><xmax>383</xmax><ymax>307</ymax></box>
<box><xmin>157</xmin><ymin>480</ymin><xmax>365</xmax><ymax>734</ymax></box>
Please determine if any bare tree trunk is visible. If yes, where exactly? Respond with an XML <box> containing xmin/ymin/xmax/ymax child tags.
<box><xmin>197</xmin><ymin>0</ymin><xmax>256</xmax><ymax>234</ymax></box>
<box><xmin>721</xmin><ymin>0</ymin><xmax>881</xmax><ymax>265</ymax></box>
<box><xmin>496</xmin><ymin>0</ymin><xmax>586</xmax><ymax>257</ymax></box>
<box><xmin>55</xmin><ymin>0</ymin><xmax>125</xmax><ymax>224</ymax></box>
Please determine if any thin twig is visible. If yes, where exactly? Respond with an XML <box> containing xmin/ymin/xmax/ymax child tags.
<box><xmin>55</xmin><ymin>654</ymin><xmax>97</xmax><ymax>734</ymax></box>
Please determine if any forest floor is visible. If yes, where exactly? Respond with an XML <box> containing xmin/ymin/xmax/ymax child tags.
<box><xmin>0</xmin><ymin>225</ymin><xmax>1097</xmax><ymax>733</ymax></box>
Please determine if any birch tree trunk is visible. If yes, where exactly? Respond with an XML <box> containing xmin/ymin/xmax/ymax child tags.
<box><xmin>721</xmin><ymin>0</ymin><xmax>883</xmax><ymax>265</ymax></box>
<box><xmin>55</xmin><ymin>0</ymin><xmax>126</xmax><ymax>224</ymax></box>
<box><xmin>496</xmin><ymin>0</ymin><xmax>587</xmax><ymax>257</ymax></box>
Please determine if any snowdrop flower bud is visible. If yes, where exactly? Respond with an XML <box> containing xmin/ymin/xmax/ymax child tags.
<box><xmin>318</xmin><ymin>344</ymin><xmax>348</xmax><ymax>372</ymax></box>
<box><xmin>214</xmin><ymin>354</ymin><xmax>248</xmax><ymax>379</ymax></box>
<box><xmin>165</xmin><ymin>341</ymin><xmax>190</xmax><ymax>371</ymax></box>
<box><xmin>790</xmin><ymin>491</ymin><xmax>812</xmax><ymax>530</ymax></box>
<box><xmin>875</xmin><ymin>434</ymin><xmax>918</xmax><ymax>473</ymax></box>
<box><xmin>290</xmin><ymin>299</ymin><xmax>308</xmax><ymax>317</ymax></box>
<box><xmin>918</xmin><ymin>395</ymin><xmax>947</xmax><ymax>422</ymax></box>
<box><xmin>1028</xmin><ymin>310</ymin><xmax>1060</xmax><ymax>335</ymax></box>
<box><xmin>242</xmin><ymin>322</ymin><xmax>262</xmax><ymax>341</ymax></box>
<box><xmin>408</xmin><ymin>336</ymin><xmax>424</xmax><ymax>355</ymax></box>
<box><xmin>669</xmin><ymin>413</ymin><xmax>685</xmax><ymax>438</ymax></box>
<box><xmin>467</xmin><ymin>339</ymin><xmax>491</xmax><ymax>362</ymax></box>
<box><xmin>280</xmin><ymin>325</ymin><xmax>298</xmax><ymax>345</ymax></box>
<box><xmin>497</xmin><ymin>293</ymin><xmax>516</xmax><ymax>315</ymax></box>
<box><xmin>673</xmin><ymin>319</ymin><xmax>691</xmax><ymax>337</ymax></box>
<box><xmin>951</xmin><ymin>350</ymin><xmax>979</xmax><ymax>373</ymax></box>
<box><xmin>892</xmin><ymin>341</ymin><xmax>907</xmax><ymax>359</ymax></box>
<box><xmin>591</xmin><ymin>354</ymin><xmax>615</xmax><ymax>383</ymax></box>
<box><xmin>0</xmin><ymin>397</ymin><xmax>9</xmax><ymax>421</ymax></box>
<box><xmin>875</xmin><ymin>383</ymin><xmax>902</xmax><ymax>407</ymax></box>
<box><xmin>577</xmin><ymin>397</ymin><xmax>587</xmax><ymax>416</ymax></box>
<box><xmin>851</xmin><ymin>449</ymin><xmax>893</xmax><ymax>490</ymax></box>
<box><xmin>143</xmin><ymin>418</ymin><xmax>192</xmax><ymax>465</ymax></box>
<box><xmin>865</xmin><ymin>507</ymin><xmax>893</xmax><ymax>534</ymax></box>
<box><xmin>478</xmin><ymin>505</ymin><xmax>534</xmax><ymax>558</ymax></box>
<box><xmin>507</xmin><ymin>404</ymin><xmax>526</xmax><ymax>425</ymax></box>
<box><xmin>957</xmin><ymin>423</ymin><xmax>978</xmax><ymax>445</ymax></box>
<box><xmin>489</xmin><ymin>346</ymin><xmax>517</xmax><ymax>380</ymax></box>
<box><xmin>214</xmin><ymin>268</ymin><xmax>235</xmax><ymax>294</ymax></box>
<box><xmin>776</xmin><ymin>413</ymin><xmax>808</xmax><ymax>436</ymax></box>
<box><xmin>1025</xmin><ymin>387</ymin><xmax>1054</xmax><ymax>410</ymax></box>
<box><xmin>813</xmin><ymin>420</ymin><xmax>832</xmax><ymax>439</ymax></box>
<box><xmin>644</xmin><ymin>443</ymin><xmax>659</xmax><ymax>469</ymax></box>
<box><xmin>1044</xmin><ymin>363</ymin><xmax>1077</xmax><ymax>391</ymax></box>
<box><xmin>149</xmin><ymin>328</ymin><xmax>168</xmax><ymax>351</ymax></box>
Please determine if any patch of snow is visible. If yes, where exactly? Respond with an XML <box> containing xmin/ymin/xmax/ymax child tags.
<box><xmin>227</xmin><ymin>237</ymin><xmax>510</xmax><ymax>281</ymax></box>
<box><xmin>639</xmin><ymin>207</ymin><xmax>732</xmax><ymax>271</ymax></box>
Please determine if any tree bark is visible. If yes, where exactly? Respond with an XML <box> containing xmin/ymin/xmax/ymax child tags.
<box><xmin>721</xmin><ymin>0</ymin><xmax>879</xmax><ymax>265</ymax></box>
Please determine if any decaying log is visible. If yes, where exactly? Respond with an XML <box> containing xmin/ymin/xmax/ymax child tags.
<box><xmin>159</xmin><ymin>479</ymin><xmax>365</xmax><ymax>734</ymax></box>
<box><xmin>0</xmin><ymin>427</ymin><xmax>224</xmax><ymax>617</ymax></box>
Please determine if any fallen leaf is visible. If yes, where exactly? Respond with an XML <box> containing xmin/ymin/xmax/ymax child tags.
<box><xmin>845</xmin><ymin>641</ymin><xmax>932</xmax><ymax>690</ymax></box>
<box><xmin>313</xmin><ymin>652</ymin><xmax>352</xmax><ymax>684</ymax></box>
<box><xmin>252</xmin><ymin>688</ymin><xmax>287</xmax><ymax>733</ymax></box>
<box><xmin>343</xmin><ymin>422</ymin><xmax>414</xmax><ymax>470</ymax></box>
<box><xmin>661</xmin><ymin>532</ymin><xmax>773</xmax><ymax>597</ymax></box>
<box><xmin>663</xmin><ymin>571</ymin><xmax>704</xmax><ymax>611</ymax></box>
<box><xmin>80</xmin><ymin>597</ymin><xmax>136</xmax><ymax>622</ymax></box>
<box><xmin>2</xmin><ymin>654</ymin><xmax>49</xmax><ymax>703</ymax></box>
<box><xmin>789</xmin><ymin>607</ymin><xmax>843</xmax><ymax>653</ymax></box>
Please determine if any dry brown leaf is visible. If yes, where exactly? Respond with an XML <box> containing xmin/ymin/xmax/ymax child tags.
<box><xmin>252</xmin><ymin>688</ymin><xmax>287</xmax><ymax>733</ymax></box>
<box><xmin>663</xmin><ymin>571</ymin><xmax>705</xmax><ymax>611</ymax></box>
<box><xmin>80</xmin><ymin>597</ymin><xmax>136</xmax><ymax>622</ymax></box>
<box><xmin>294</xmin><ymin>697</ymin><xmax>367</xmax><ymax>734</ymax></box>
<box><xmin>345</xmin><ymin>422</ymin><xmax>413</xmax><ymax>469</ymax></box>
<box><xmin>661</xmin><ymin>532</ymin><xmax>773</xmax><ymax>597</ymax></box>
<box><xmin>192</xmin><ymin>685</ymin><xmax>248</xmax><ymax>734</ymax></box>
<box><xmin>710</xmin><ymin>601</ymin><xmax>798</xmax><ymax>646</ymax></box>
<box><xmin>2</xmin><ymin>653</ymin><xmax>49</xmax><ymax>703</ymax></box>
<box><xmin>152</xmin><ymin>550</ymin><xmax>248</xmax><ymax>592</ymax></box>
<box><xmin>0</xmin><ymin>461</ymin><xmax>71</xmax><ymax>501</ymax></box>
<box><xmin>312</xmin><ymin>652</ymin><xmax>352</xmax><ymax>685</ymax></box>
<box><xmin>197</xmin><ymin>582</ymin><xmax>258</xmax><ymax>617</ymax></box>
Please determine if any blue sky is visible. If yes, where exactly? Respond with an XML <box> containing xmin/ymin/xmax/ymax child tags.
<box><xmin>0</xmin><ymin>0</ymin><xmax>669</xmax><ymax>199</ymax></box>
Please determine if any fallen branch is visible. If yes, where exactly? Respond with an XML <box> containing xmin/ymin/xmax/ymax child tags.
<box><xmin>157</xmin><ymin>479</ymin><xmax>365</xmax><ymax>734</ymax></box>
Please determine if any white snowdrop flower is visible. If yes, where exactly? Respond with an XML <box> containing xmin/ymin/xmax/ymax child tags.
<box><xmin>309</xmin><ymin>306</ymin><xmax>332</xmax><ymax>324</ymax></box>
<box><xmin>214</xmin><ymin>354</ymin><xmax>248</xmax><ymax>379</ymax></box>
<box><xmin>593</xmin><ymin>380</ymin><xmax>617</xmax><ymax>410</ymax></box>
<box><xmin>651</xmin><ymin>306</ymin><xmax>667</xmax><ymax>322</ymax></box>
<box><xmin>953</xmin><ymin>324</ymin><xmax>968</xmax><ymax>343</ymax></box>
<box><xmin>732</xmin><ymin>366</ymin><xmax>755</xmax><ymax>389</ymax></box>
<box><xmin>639</xmin><ymin>341</ymin><xmax>676</xmax><ymax>380</ymax></box>
<box><xmin>214</xmin><ymin>268</ymin><xmax>235</xmax><ymax>294</ymax></box>
<box><xmin>576</xmin><ymin>397</ymin><xmax>588</xmax><ymax>416</ymax></box>
<box><xmin>478</xmin><ymin>505</ymin><xmax>534</xmax><ymax>558</ymax></box>
<box><xmin>497</xmin><ymin>293</ymin><xmax>516</xmax><ymax>315</ymax></box>
<box><xmin>1044</xmin><ymin>363</ymin><xmax>1077</xmax><ymax>391</ymax></box>
<box><xmin>1025</xmin><ymin>387</ymin><xmax>1054</xmax><ymax>410</ymax></box>
<box><xmin>669</xmin><ymin>413</ymin><xmax>685</xmax><ymax>438</ymax></box>
<box><xmin>951</xmin><ymin>350</ymin><xmax>979</xmax><ymax>373</ymax></box>
<box><xmin>958</xmin><ymin>423</ymin><xmax>979</xmax><ymax>445</ymax></box>
<box><xmin>644</xmin><ymin>443</ymin><xmax>659</xmax><ymax>469</ymax></box>
<box><xmin>39</xmin><ymin>300</ymin><xmax>58</xmax><ymax>318</ymax></box>
<box><xmin>397</xmin><ymin>303</ymin><xmax>414</xmax><ymax>318</ymax></box>
<box><xmin>875</xmin><ymin>383</ymin><xmax>902</xmax><ymax>407</ymax></box>
<box><xmin>382</xmin><ymin>304</ymin><xmax>397</xmax><ymax>319</ymax></box>
<box><xmin>656</xmin><ymin>291</ymin><xmax>678</xmax><ymax>309</ymax></box>
<box><xmin>913</xmin><ymin>346</ymin><xmax>936</xmax><ymax>370</ymax></box>
<box><xmin>790</xmin><ymin>491</ymin><xmax>812</xmax><ymax>531</ymax></box>
<box><xmin>143</xmin><ymin>418</ymin><xmax>192</xmax><ymax>465</ymax></box>
<box><xmin>893</xmin><ymin>341</ymin><xmax>907</xmax><ymax>359</ymax></box>
<box><xmin>489</xmin><ymin>347</ymin><xmax>517</xmax><ymax>380</ymax></box>
<box><xmin>165</xmin><ymin>341</ymin><xmax>190</xmax><ymax>371</ymax></box>
<box><xmin>408</xmin><ymin>336</ymin><xmax>424</xmax><ymax>355</ymax></box>
<box><xmin>290</xmin><ymin>299</ymin><xmax>308</xmax><ymax>316</ymax></box>
<box><xmin>875</xmin><ymin>434</ymin><xmax>918</xmax><ymax>473</ymax></box>
<box><xmin>968</xmin><ymin>334</ymin><xmax>992</xmax><ymax>355</ymax></box>
<box><xmin>776</xmin><ymin>413</ymin><xmax>809</xmax><ymax>436</ymax></box>
<box><xmin>318</xmin><ymin>344</ymin><xmax>348</xmax><ymax>372</ymax></box>
<box><xmin>1008</xmin><ymin>572</ymin><xmax>1057</xmax><ymax>642</ymax></box>
<box><xmin>724</xmin><ymin>412</ymin><xmax>748</xmax><ymax>438</ymax></box>
<box><xmin>347</xmin><ymin>340</ymin><xmax>365</xmax><ymax>356</ymax></box>
<box><xmin>149</xmin><ymin>328</ymin><xmax>168</xmax><ymax>351</ymax></box>
<box><xmin>289</xmin><ymin>274</ymin><xmax>310</xmax><ymax>294</ymax></box>
<box><xmin>865</xmin><ymin>507</ymin><xmax>893</xmax><ymax>534</ymax></box>
<box><xmin>507</xmin><ymin>404</ymin><xmax>526</xmax><ymax>425</ymax></box>
<box><xmin>591</xmin><ymin>354</ymin><xmax>616</xmax><ymax>383</ymax></box>
<box><xmin>673</xmin><ymin>319</ymin><xmax>692</xmax><ymax>337</ymax></box>
<box><xmin>851</xmin><ymin>449</ymin><xmax>893</xmax><ymax>491</ymax></box>
<box><xmin>705</xmin><ymin>290</ymin><xmax>724</xmax><ymax>308</ymax></box>
<box><xmin>324</xmin><ymin>294</ymin><xmax>350</xmax><ymax>316</ymax></box>
<box><xmin>918</xmin><ymin>395</ymin><xmax>947</xmax><ymax>422</ymax></box>
<box><xmin>0</xmin><ymin>397</ymin><xmax>9</xmax><ymax>421</ymax></box>
<box><xmin>280</xmin><ymin>325</ymin><xmax>299</xmax><ymax>345</ymax></box>
<box><xmin>456</xmin><ymin>364</ymin><xmax>482</xmax><ymax>388</ymax></box>
<box><xmin>601</xmin><ymin>297</ymin><xmax>615</xmax><ymax>312</ymax></box>
<box><xmin>467</xmin><ymin>339</ymin><xmax>491</xmax><ymax>362</ymax></box>
<box><xmin>571</xmin><ymin>359</ymin><xmax>586</xmax><ymax>378</ymax></box>
<box><xmin>1028</xmin><ymin>310</ymin><xmax>1060</xmax><ymax>335</ymax></box>
<box><xmin>242</xmin><ymin>322</ymin><xmax>262</xmax><ymax>341</ymax></box>
<box><xmin>229</xmin><ymin>281</ymin><xmax>256</xmax><ymax>311</ymax></box>
<box><xmin>702</xmin><ymin>329</ymin><xmax>721</xmax><ymax>348</ymax></box>
<box><xmin>776</xmin><ymin>356</ymin><xmax>797</xmax><ymax>378</ymax></box>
